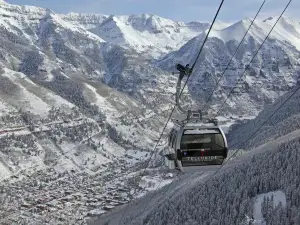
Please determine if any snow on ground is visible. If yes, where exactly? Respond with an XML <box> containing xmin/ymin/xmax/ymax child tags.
<box><xmin>2</xmin><ymin>69</ymin><xmax>50</xmax><ymax>115</ymax></box>
<box><xmin>88</xmin><ymin>172</ymin><xmax>212</xmax><ymax>225</ymax></box>
<box><xmin>20</xmin><ymin>93</ymin><xmax>50</xmax><ymax>115</ymax></box>
<box><xmin>99</xmin><ymin>136</ymin><xmax>126</xmax><ymax>158</ymax></box>
<box><xmin>0</xmin><ymin>158</ymin><xmax>11</xmax><ymax>180</ymax></box>
<box><xmin>83</xmin><ymin>82</ymin><xmax>159</xmax><ymax>151</ymax></box>
<box><xmin>0</xmin><ymin>141</ymin><xmax>47</xmax><ymax>181</ymax></box>
<box><xmin>138</xmin><ymin>175</ymin><xmax>173</xmax><ymax>195</ymax></box>
<box><xmin>83</xmin><ymin>83</ymin><xmax>117</xmax><ymax>120</ymax></box>
<box><xmin>88</xmin><ymin>209</ymin><xmax>107</xmax><ymax>217</ymax></box>
<box><xmin>125</xmin><ymin>150</ymin><xmax>150</xmax><ymax>166</ymax></box>
<box><xmin>114</xmin><ymin>122</ymin><xmax>154</xmax><ymax>149</ymax></box>
<box><xmin>72</xmin><ymin>144</ymin><xmax>111</xmax><ymax>170</ymax></box>
<box><xmin>13</xmin><ymin>69</ymin><xmax>75</xmax><ymax>110</ymax></box>
<box><xmin>252</xmin><ymin>190</ymin><xmax>287</xmax><ymax>225</ymax></box>
<box><xmin>0</xmin><ymin>129</ymin><xmax>30</xmax><ymax>137</ymax></box>
<box><xmin>14</xmin><ymin>155</ymin><xmax>46</xmax><ymax>175</ymax></box>
<box><xmin>216</xmin><ymin>115</ymin><xmax>257</xmax><ymax>134</ymax></box>
<box><xmin>0</xmin><ymin>99</ymin><xmax>12</xmax><ymax>116</ymax></box>
<box><xmin>18</xmin><ymin>126</ymin><xmax>114</xmax><ymax>175</ymax></box>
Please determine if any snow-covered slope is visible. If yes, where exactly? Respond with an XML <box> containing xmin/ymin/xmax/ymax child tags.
<box><xmin>253</xmin><ymin>190</ymin><xmax>287</xmax><ymax>225</ymax></box>
<box><xmin>90</xmin><ymin>86</ymin><xmax>300</xmax><ymax>225</ymax></box>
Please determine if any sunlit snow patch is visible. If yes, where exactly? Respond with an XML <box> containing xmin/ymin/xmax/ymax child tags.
<box><xmin>252</xmin><ymin>190</ymin><xmax>286</xmax><ymax>225</ymax></box>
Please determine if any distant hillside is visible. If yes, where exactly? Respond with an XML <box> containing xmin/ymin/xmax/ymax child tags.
<box><xmin>227</xmin><ymin>85</ymin><xmax>300</xmax><ymax>150</ymax></box>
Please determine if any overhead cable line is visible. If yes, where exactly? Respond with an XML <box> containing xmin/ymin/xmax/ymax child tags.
<box><xmin>201</xmin><ymin>0</ymin><xmax>266</xmax><ymax>112</ymax></box>
<box><xmin>215</xmin><ymin>0</ymin><xmax>292</xmax><ymax>116</ymax></box>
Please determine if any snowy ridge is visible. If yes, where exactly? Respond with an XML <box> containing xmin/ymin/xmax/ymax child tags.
<box><xmin>89</xmin><ymin>14</ymin><xmax>207</xmax><ymax>58</ymax></box>
<box><xmin>208</xmin><ymin>16</ymin><xmax>300</xmax><ymax>50</ymax></box>
<box><xmin>210</xmin><ymin>18</ymin><xmax>266</xmax><ymax>43</ymax></box>
<box><xmin>61</xmin><ymin>13</ymin><xmax>109</xmax><ymax>29</ymax></box>
<box><xmin>263</xmin><ymin>16</ymin><xmax>300</xmax><ymax>50</ymax></box>
<box><xmin>212</xmin><ymin>20</ymin><xmax>233</xmax><ymax>30</ymax></box>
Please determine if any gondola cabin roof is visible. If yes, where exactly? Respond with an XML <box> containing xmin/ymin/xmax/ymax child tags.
<box><xmin>172</xmin><ymin>120</ymin><xmax>220</xmax><ymax>130</ymax></box>
<box><xmin>184</xmin><ymin>128</ymin><xmax>220</xmax><ymax>134</ymax></box>
<box><xmin>184</xmin><ymin>122</ymin><xmax>219</xmax><ymax>129</ymax></box>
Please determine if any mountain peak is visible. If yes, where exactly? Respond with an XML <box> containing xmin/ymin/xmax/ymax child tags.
<box><xmin>233</xmin><ymin>18</ymin><xmax>253</xmax><ymax>29</ymax></box>
<box><xmin>207</xmin><ymin>18</ymin><xmax>254</xmax><ymax>42</ymax></box>
<box><xmin>263</xmin><ymin>16</ymin><xmax>274</xmax><ymax>22</ymax></box>
<box><xmin>263</xmin><ymin>16</ymin><xmax>292</xmax><ymax>24</ymax></box>
<box><xmin>213</xmin><ymin>20</ymin><xmax>232</xmax><ymax>30</ymax></box>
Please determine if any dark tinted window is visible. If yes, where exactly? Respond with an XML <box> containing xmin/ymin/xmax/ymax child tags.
<box><xmin>180</xmin><ymin>129</ymin><xmax>225</xmax><ymax>150</ymax></box>
<box><xmin>168</xmin><ymin>129</ymin><xmax>176</xmax><ymax>145</ymax></box>
<box><xmin>172</xmin><ymin>131</ymin><xmax>177</xmax><ymax>148</ymax></box>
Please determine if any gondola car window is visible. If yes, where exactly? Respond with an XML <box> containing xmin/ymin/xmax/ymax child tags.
<box><xmin>172</xmin><ymin>132</ymin><xmax>177</xmax><ymax>148</ymax></box>
<box><xmin>180</xmin><ymin>129</ymin><xmax>225</xmax><ymax>150</ymax></box>
<box><xmin>181</xmin><ymin>134</ymin><xmax>212</xmax><ymax>143</ymax></box>
<box><xmin>169</xmin><ymin>129</ymin><xmax>175</xmax><ymax>146</ymax></box>
<box><xmin>214</xmin><ymin>133</ymin><xmax>225</xmax><ymax>149</ymax></box>
<box><xmin>168</xmin><ymin>130</ymin><xmax>173</xmax><ymax>145</ymax></box>
<box><xmin>180</xmin><ymin>133</ymin><xmax>212</xmax><ymax>149</ymax></box>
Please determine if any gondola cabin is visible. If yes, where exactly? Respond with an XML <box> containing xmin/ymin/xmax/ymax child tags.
<box><xmin>165</xmin><ymin>111</ymin><xmax>228</xmax><ymax>172</ymax></box>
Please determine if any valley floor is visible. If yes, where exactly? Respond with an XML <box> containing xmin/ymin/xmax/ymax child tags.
<box><xmin>0</xmin><ymin>158</ymin><xmax>174</xmax><ymax>224</ymax></box>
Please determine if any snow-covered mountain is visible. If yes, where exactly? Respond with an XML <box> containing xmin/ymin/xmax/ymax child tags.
<box><xmin>0</xmin><ymin>2</ymin><xmax>171</xmax><ymax>223</ymax></box>
<box><xmin>60</xmin><ymin>12</ymin><xmax>211</xmax><ymax>59</ymax></box>
<box><xmin>157</xmin><ymin>16</ymin><xmax>300</xmax><ymax>117</ymax></box>
<box><xmin>90</xmin><ymin>86</ymin><xmax>300</xmax><ymax>225</ymax></box>
<box><xmin>1</xmin><ymin>0</ymin><xmax>300</xmax><ymax>223</ymax></box>
<box><xmin>87</xmin><ymin>14</ymin><xmax>209</xmax><ymax>59</ymax></box>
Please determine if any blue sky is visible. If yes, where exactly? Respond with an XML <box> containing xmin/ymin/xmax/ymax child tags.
<box><xmin>4</xmin><ymin>0</ymin><xmax>300</xmax><ymax>22</ymax></box>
